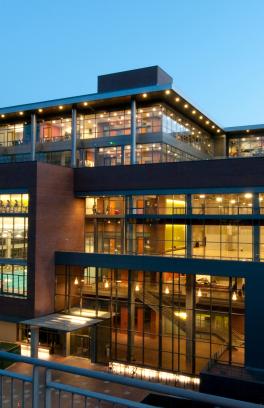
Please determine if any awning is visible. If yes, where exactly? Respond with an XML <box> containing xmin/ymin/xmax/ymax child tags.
<box><xmin>22</xmin><ymin>313</ymin><xmax>102</xmax><ymax>332</ymax></box>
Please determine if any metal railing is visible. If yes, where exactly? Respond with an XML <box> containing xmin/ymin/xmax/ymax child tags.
<box><xmin>0</xmin><ymin>351</ymin><xmax>261</xmax><ymax>408</ymax></box>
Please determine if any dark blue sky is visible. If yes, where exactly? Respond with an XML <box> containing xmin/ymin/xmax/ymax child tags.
<box><xmin>1</xmin><ymin>0</ymin><xmax>263</xmax><ymax>127</ymax></box>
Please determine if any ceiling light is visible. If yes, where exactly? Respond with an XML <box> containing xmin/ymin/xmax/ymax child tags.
<box><xmin>192</xmin><ymin>110</ymin><xmax>196</xmax><ymax>114</ymax></box>
<box><xmin>59</xmin><ymin>105</ymin><xmax>63</xmax><ymax>110</ymax></box>
<box><xmin>199</xmin><ymin>195</ymin><xmax>205</xmax><ymax>199</ymax></box>
<box><xmin>206</xmin><ymin>120</ymin><xmax>210</xmax><ymax>124</ymax></box>
<box><xmin>84</xmin><ymin>102</ymin><xmax>88</xmax><ymax>106</ymax></box>
<box><xmin>19</xmin><ymin>111</ymin><xmax>24</xmax><ymax>116</ymax></box>
<box><xmin>175</xmin><ymin>97</ymin><xmax>180</xmax><ymax>102</ymax></box>
<box><xmin>165</xmin><ymin>90</ymin><xmax>170</xmax><ymax>95</ymax></box>
<box><xmin>184</xmin><ymin>103</ymin><xmax>189</xmax><ymax>109</ymax></box>
<box><xmin>246</xmin><ymin>129</ymin><xmax>250</xmax><ymax>133</ymax></box>
<box><xmin>216</xmin><ymin>197</ymin><xmax>222</xmax><ymax>202</ymax></box>
<box><xmin>1</xmin><ymin>114</ymin><xmax>5</xmax><ymax>118</ymax></box>
<box><xmin>199</xmin><ymin>115</ymin><xmax>203</xmax><ymax>120</ymax></box>
<box><xmin>142</xmin><ymin>93</ymin><xmax>147</xmax><ymax>98</ymax></box>
<box><xmin>245</xmin><ymin>193</ymin><xmax>252</xmax><ymax>199</ymax></box>
<box><xmin>38</xmin><ymin>109</ymin><xmax>43</xmax><ymax>113</ymax></box>
<box><xmin>211</xmin><ymin>125</ymin><xmax>215</xmax><ymax>129</ymax></box>
<box><xmin>217</xmin><ymin>129</ymin><xmax>220</xmax><ymax>133</ymax></box>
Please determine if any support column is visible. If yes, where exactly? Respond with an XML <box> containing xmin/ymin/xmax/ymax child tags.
<box><xmin>64</xmin><ymin>332</ymin><xmax>71</xmax><ymax>356</ymax></box>
<box><xmin>253</xmin><ymin>193</ymin><xmax>260</xmax><ymax>262</ymax></box>
<box><xmin>127</xmin><ymin>270</ymin><xmax>135</xmax><ymax>362</ymax></box>
<box><xmin>31</xmin><ymin>113</ymin><xmax>37</xmax><ymax>161</ymax></box>
<box><xmin>30</xmin><ymin>325</ymin><xmax>39</xmax><ymax>358</ymax></box>
<box><xmin>71</xmin><ymin>108</ymin><xmax>77</xmax><ymax>168</ymax></box>
<box><xmin>186</xmin><ymin>194</ymin><xmax>192</xmax><ymax>258</ymax></box>
<box><xmin>130</xmin><ymin>99</ymin><xmax>136</xmax><ymax>165</ymax></box>
<box><xmin>214</xmin><ymin>134</ymin><xmax>227</xmax><ymax>157</ymax></box>
<box><xmin>185</xmin><ymin>274</ymin><xmax>195</xmax><ymax>373</ymax></box>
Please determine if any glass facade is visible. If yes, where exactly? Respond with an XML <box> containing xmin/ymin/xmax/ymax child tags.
<box><xmin>85</xmin><ymin>193</ymin><xmax>259</xmax><ymax>261</ymax></box>
<box><xmin>38</xmin><ymin>117</ymin><xmax>72</xmax><ymax>143</ymax></box>
<box><xmin>0</xmin><ymin>193</ymin><xmax>28</xmax><ymax>214</ymax></box>
<box><xmin>55</xmin><ymin>267</ymin><xmax>244</xmax><ymax>375</ymax></box>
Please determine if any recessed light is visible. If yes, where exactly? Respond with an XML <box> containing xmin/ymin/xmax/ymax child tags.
<box><xmin>175</xmin><ymin>97</ymin><xmax>180</xmax><ymax>102</ymax></box>
<box><xmin>142</xmin><ymin>93</ymin><xmax>147</xmax><ymax>98</ymax></box>
<box><xmin>217</xmin><ymin>129</ymin><xmax>220</xmax><ymax>133</ymax></box>
<box><xmin>19</xmin><ymin>112</ymin><xmax>24</xmax><ymax>116</ymax></box>
<box><xmin>199</xmin><ymin>115</ymin><xmax>203</xmax><ymax>120</ymax></box>
<box><xmin>1</xmin><ymin>114</ymin><xmax>5</xmax><ymax>118</ymax></box>
<box><xmin>59</xmin><ymin>105</ymin><xmax>63</xmax><ymax>110</ymax></box>
<box><xmin>84</xmin><ymin>102</ymin><xmax>88</xmax><ymax>106</ymax></box>
<box><xmin>206</xmin><ymin>120</ymin><xmax>210</xmax><ymax>124</ymax></box>
<box><xmin>246</xmin><ymin>129</ymin><xmax>250</xmax><ymax>133</ymax></box>
<box><xmin>192</xmin><ymin>110</ymin><xmax>196</xmax><ymax>114</ymax></box>
<box><xmin>38</xmin><ymin>109</ymin><xmax>43</xmax><ymax>113</ymax></box>
<box><xmin>211</xmin><ymin>125</ymin><xmax>215</xmax><ymax>129</ymax></box>
<box><xmin>184</xmin><ymin>104</ymin><xmax>189</xmax><ymax>108</ymax></box>
<box><xmin>165</xmin><ymin>90</ymin><xmax>171</xmax><ymax>95</ymax></box>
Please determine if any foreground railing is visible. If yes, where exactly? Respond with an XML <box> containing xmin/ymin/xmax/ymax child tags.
<box><xmin>0</xmin><ymin>351</ymin><xmax>260</xmax><ymax>408</ymax></box>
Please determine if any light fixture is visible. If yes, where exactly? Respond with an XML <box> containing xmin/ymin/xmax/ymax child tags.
<box><xmin>59</xmin><ymin>105</ymin><xmax>63</xmax><ymax>110</ymax></box>
<box><xmin>205</xmin><ymin>120</ymin><xmax>210</xmax><ymax>124</ymax></box>
<box><xmin>142</xmin><ymin>93</ymin><xmax>147</xmax><ymax>98</ymax></box>
<box><xmin>197</xmin><ymin>288</ymin><xmax>202</xmax><ymax>298</ymax></box>
<box><xmin>175</xmin><ymin>97</ymin><xmax>180</xmax><ymax>102</ymax></box>
<box><xmin>230</xmin><ymin>199</ymin><xmax>236</xmax><ymax>204</ymax></box>
<box><xmin>217</xmin><ymin>129</ymin><xmax>220</xmax><ymax>133</ymax></box>
<box><xmin>246</xmin><ymin>129</ymin><xmax>250</xmax><ymax>133</ymax></box>
<box><xmin>192</xmin><ymin>110</ymin><xmax>196</xmax><ymax>114</ymax></box>
<box><xmin>1</xmin><ymin>114</ymin><xmax>5</xmax><ymax>118</ymax></box>
<box><xmin>199</xmin><ymin>195</ymin><xmax>205</xmax><ymax>199</ymax></box>
<box><xmin>232</xmin><ymin>291</ymin><xmax>237</xmax><ymax>301</ymax></box>
<box><xmin>74</xmin><ymin>277</ymin><xmax>79</xmax><ymax>285</ymax></box>
<box><xmin>104</xmin><ymin>280</ymin><xmax>109</xmax><ymax>289</ymax></box>
<box><xmin>216</xmin><ymin>197</ymin><xmax>223</xmax><ymax>202</ymax></box>
<box><xmin>245</xmin><ymin>193</ymin><xmax>252</xmax><ymax>199</ymax></box>
<box><xmin>38</xmin><ymin>109</ymin><xmax>43</xmax><ymax>113</ymax></box>
<box><xmin>165</xmin><ymin>90</ymin><xmax>170</xmax><ymax>95</ymax></box>
<box><xmin>84</xmin><ymin>102</ymin><xmax>88</xmax><ymax>106</ymax></box>
<box><xmin>19</xmin><ymin>111</ymin><xmax>24</xmax><ymax>116</ymax></box>
<box><xmin>184</xmin><ymin>103</ymin><xmax>189</xmax><ymax>109</ymax></box>
<box><xmin>211</xmin><ymin>125</ymin><xmax>215</xmax><ymax>129</ymax></box>
<box><xmin>165</xmin><ymin>286</ymin><xmax>170</xmax><ymax>294</ymax></box>
<box><xmin>135</xmin><ymin>284</ymin><xmax>140</xmax><ymax>292</ymax></box>
<box><xmin>199</xmin><ymin>115</ymin><xmax>203</xmax><ymax>120</ymax></box>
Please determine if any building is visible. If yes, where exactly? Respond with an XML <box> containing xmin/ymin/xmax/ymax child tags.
<box><xmin>0</xmin><ymin>66</ymin><xmax>263</xmax><ymax>399</ymax></box>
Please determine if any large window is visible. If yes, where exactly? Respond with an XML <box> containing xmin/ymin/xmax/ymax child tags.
<box><xmin>229</xmin><ymin>135</ymin><xmax>264</xmax><ymax>157</ymax></box>
<box><xmin>192</xmin><ymin>193</ymin><xmax>253</xmax><ymax>215</ymax></box>
<box><xmin>0</xmin><ymin>193</ymin><xmax>28</xmax><ymax>214</ymax></box>
<box><xmin>0</xmin><ymin>217</ymin><xmax>28</xmax><ymax>260</ymax></box>
<box><xmin>0</xmin><ymin>264</ymin><xmax>27</xmax><ymax>297</ymax></box>
<box><xmin>38</xmin><ymin>118</ymin><xmax>72</xmax><ymax>143</ymax></box>
<box><xmin>0</xmin><ymin>123</ymin><xmax>31</xmax><ymax>147</ymax></box>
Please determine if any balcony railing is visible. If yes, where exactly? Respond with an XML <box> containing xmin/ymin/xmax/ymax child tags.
<box><xmin>0</xmin><ymin>351</ymin><xmax>259</xmax><ymax>408</ymax></box>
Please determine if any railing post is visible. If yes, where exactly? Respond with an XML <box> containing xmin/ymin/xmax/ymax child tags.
<box><xmin>32</xmin><ymin>365</ymin><xmax>40</xmax><ymax>408</ymax></box>
<box><xmin>45</xmin><ymin>369</ymin><xmax>52</xmax><ymax>408</ymax></box>
<box><xmin>31</xmin><ymin>113</ymin><xmax>37</xmax><ymax>161</ymax></box>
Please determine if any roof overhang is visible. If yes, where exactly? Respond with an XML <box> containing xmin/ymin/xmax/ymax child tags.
<box><xmin>0</xmin><ymin>85</ymin><xmax>224</xmax><ymax>135</ymax></box>
<box><xmin>22</xmin><ymin>313</ymin><xmax>102</xmax><ymax>332</ymax></box>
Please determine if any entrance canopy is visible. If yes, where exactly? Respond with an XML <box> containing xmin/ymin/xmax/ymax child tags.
<box><xmin>22</xmin><ymin>313</ymin><xmax>102</xmax><ymax>332</ymax></box>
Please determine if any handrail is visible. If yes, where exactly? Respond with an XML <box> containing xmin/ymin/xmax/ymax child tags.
<box><xmin>0</xmin><ymin>351</ymin><xmax>260</xmax><ymax>408</ymax></box>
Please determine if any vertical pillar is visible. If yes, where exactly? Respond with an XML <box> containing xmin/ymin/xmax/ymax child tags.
<box><xmin>64</xmin><ymin>332</ymin><xmax>71</xmax><ymax>356</ymax></box>
<box><xmin>186</xmin><ymin>194</ymin><xmax>192</xmax><ymax>258</ymax></box>
<box><xmin>253</xmin><ymin>193</ymin><xmax>260</xmax><ymax>262</ymax></box>
<box><xmin>127</xmin><ymin>270</ymin><xmax>135</xmax><ymax>362</ymax></box>
<box><xmin>185</xmin><ymin>274</ymin><xmax>195</xmax><ymax>373</ymax></box>
<box><xmin>30</xmin><ymin>325</ymin><xmax>39</xmax><ymax>358</ymax></box>
<box><xmin>71</xmin><ymin>108</ymin><xmax>77</xmax><ymax>168</ymax></box>
<box><xmin>31</xmin><ymin>113</ymin><xmax>37</xmax><ymax>161</ymax></box>
<box><xmin>214</xmin><ymin>134</ymin><xmax>227</xmax><ymax>157</ymax></box>
<box><xmin>245</xmin><ymin>271</ymin><xmax>264</xmax><ymax>370</ymax></box>
<box><xmin>130</xmin><ymin>99</ymin><xmax>136</xmax><ymax>165</ymax></box>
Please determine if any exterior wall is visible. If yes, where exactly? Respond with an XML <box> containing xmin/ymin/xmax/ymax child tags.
<box><xmin>34</xmin><ymin>163</ymin><xmax>84</xmax><ymax>317</ymax></box>
<box><xmin>74</xmin><ymin>156</ymin><xmax>264</xmax><ymax>193</ymax></box>
<box><xmin>0</xmin><ymin>321</ymin><xmax>17</xmax><ymax>342</ymax></box>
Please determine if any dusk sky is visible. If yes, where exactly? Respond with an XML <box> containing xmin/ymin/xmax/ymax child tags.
<box><xmin>1</xmin><ymin>0</ymin><xmax>263</xmax><ymax>127</ymax></box>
